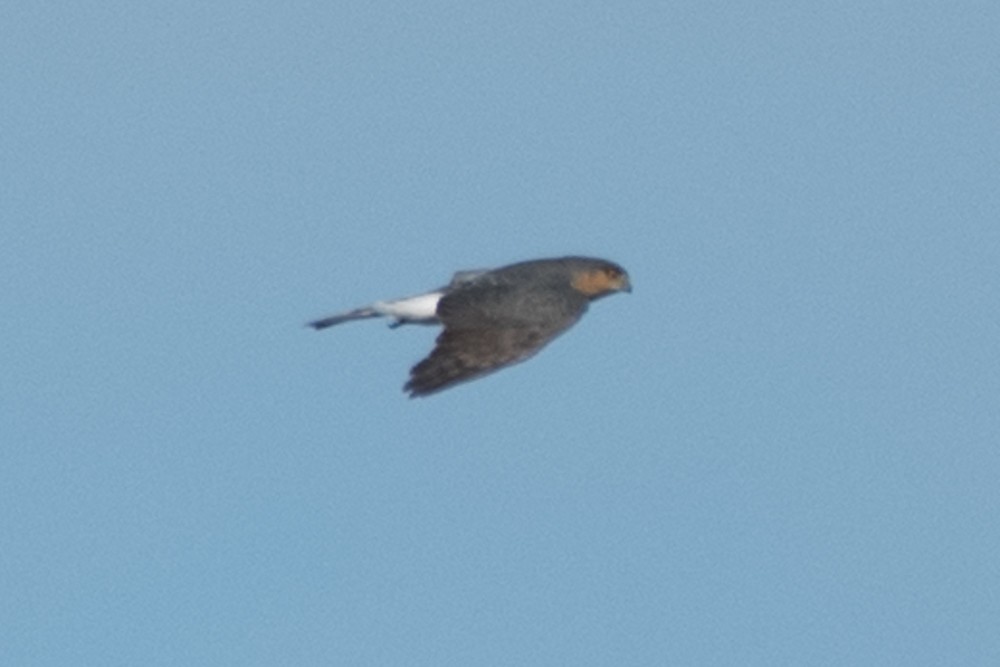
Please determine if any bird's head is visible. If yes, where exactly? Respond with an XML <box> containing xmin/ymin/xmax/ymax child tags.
<box><xmin>569</xmin><ymin>259</ymin><xmax>632</xmax><ymax>299</ymax></box>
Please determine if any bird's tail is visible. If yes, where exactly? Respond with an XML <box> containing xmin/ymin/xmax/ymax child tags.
<box><xmin>307</xmin><ymin>307</ymin><xmax>381</xmax><ymax>330</ymax></box>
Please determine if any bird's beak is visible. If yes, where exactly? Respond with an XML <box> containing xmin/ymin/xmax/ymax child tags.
<box><xmin>620</xmin><ymin>275</ymin><xmax>632</xmax><ymax>293</ymax></box>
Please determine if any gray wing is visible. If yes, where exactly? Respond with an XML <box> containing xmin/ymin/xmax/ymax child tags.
<box><xmin>447</xmin><ymin>269</ymin><xmax>490</xmax><ymax>288</ymax></box>
<box><xmin>404</xmin><ymin>282</ymin><xmax>588</xmax><ymax>396</ymax></box>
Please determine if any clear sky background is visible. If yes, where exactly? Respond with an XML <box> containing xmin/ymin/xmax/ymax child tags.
<box><xmin>3</xmin><ymin>2</ymin><xmax>998</xmax><ymax>665</ymax></box>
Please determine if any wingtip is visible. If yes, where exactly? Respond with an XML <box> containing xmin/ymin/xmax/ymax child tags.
<box><xmin>403</xmin><ymin>377</ymin><xmax>443</xmax><ymax>398</ymax></box>
<box><xmin>403</xmin><ymin>382</ymin><xmax>426</xmax><ymax>399</ymax></box>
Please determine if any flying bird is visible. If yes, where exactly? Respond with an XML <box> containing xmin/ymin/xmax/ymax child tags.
<box><xmin>309</xmin><ymin>256</ymin><xmax>631</xmax><ymax>397</ymax></box>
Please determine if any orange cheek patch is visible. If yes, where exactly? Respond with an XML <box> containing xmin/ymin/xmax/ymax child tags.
<box><xmin>571</xmin><ymin>270</ymin><xmax>615</xmax><ymax>296</ymax></box>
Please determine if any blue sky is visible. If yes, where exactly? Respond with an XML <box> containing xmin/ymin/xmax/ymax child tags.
<box><xmin>3</xmin><ymin>2</ymin><xmax>998</xmax><ymax>665</ymax></box>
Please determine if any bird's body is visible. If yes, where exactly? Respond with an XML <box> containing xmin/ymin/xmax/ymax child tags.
<box><xmin>309</xmin><ymin>256</ymin><xmax>631</xmax><ymax>397</ymax></box>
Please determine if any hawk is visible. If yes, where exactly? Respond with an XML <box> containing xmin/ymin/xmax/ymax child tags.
<box><xmin>309</xmin><ymin>256</ymin><xmax>631</xmax><ymax>397</ymax></box>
